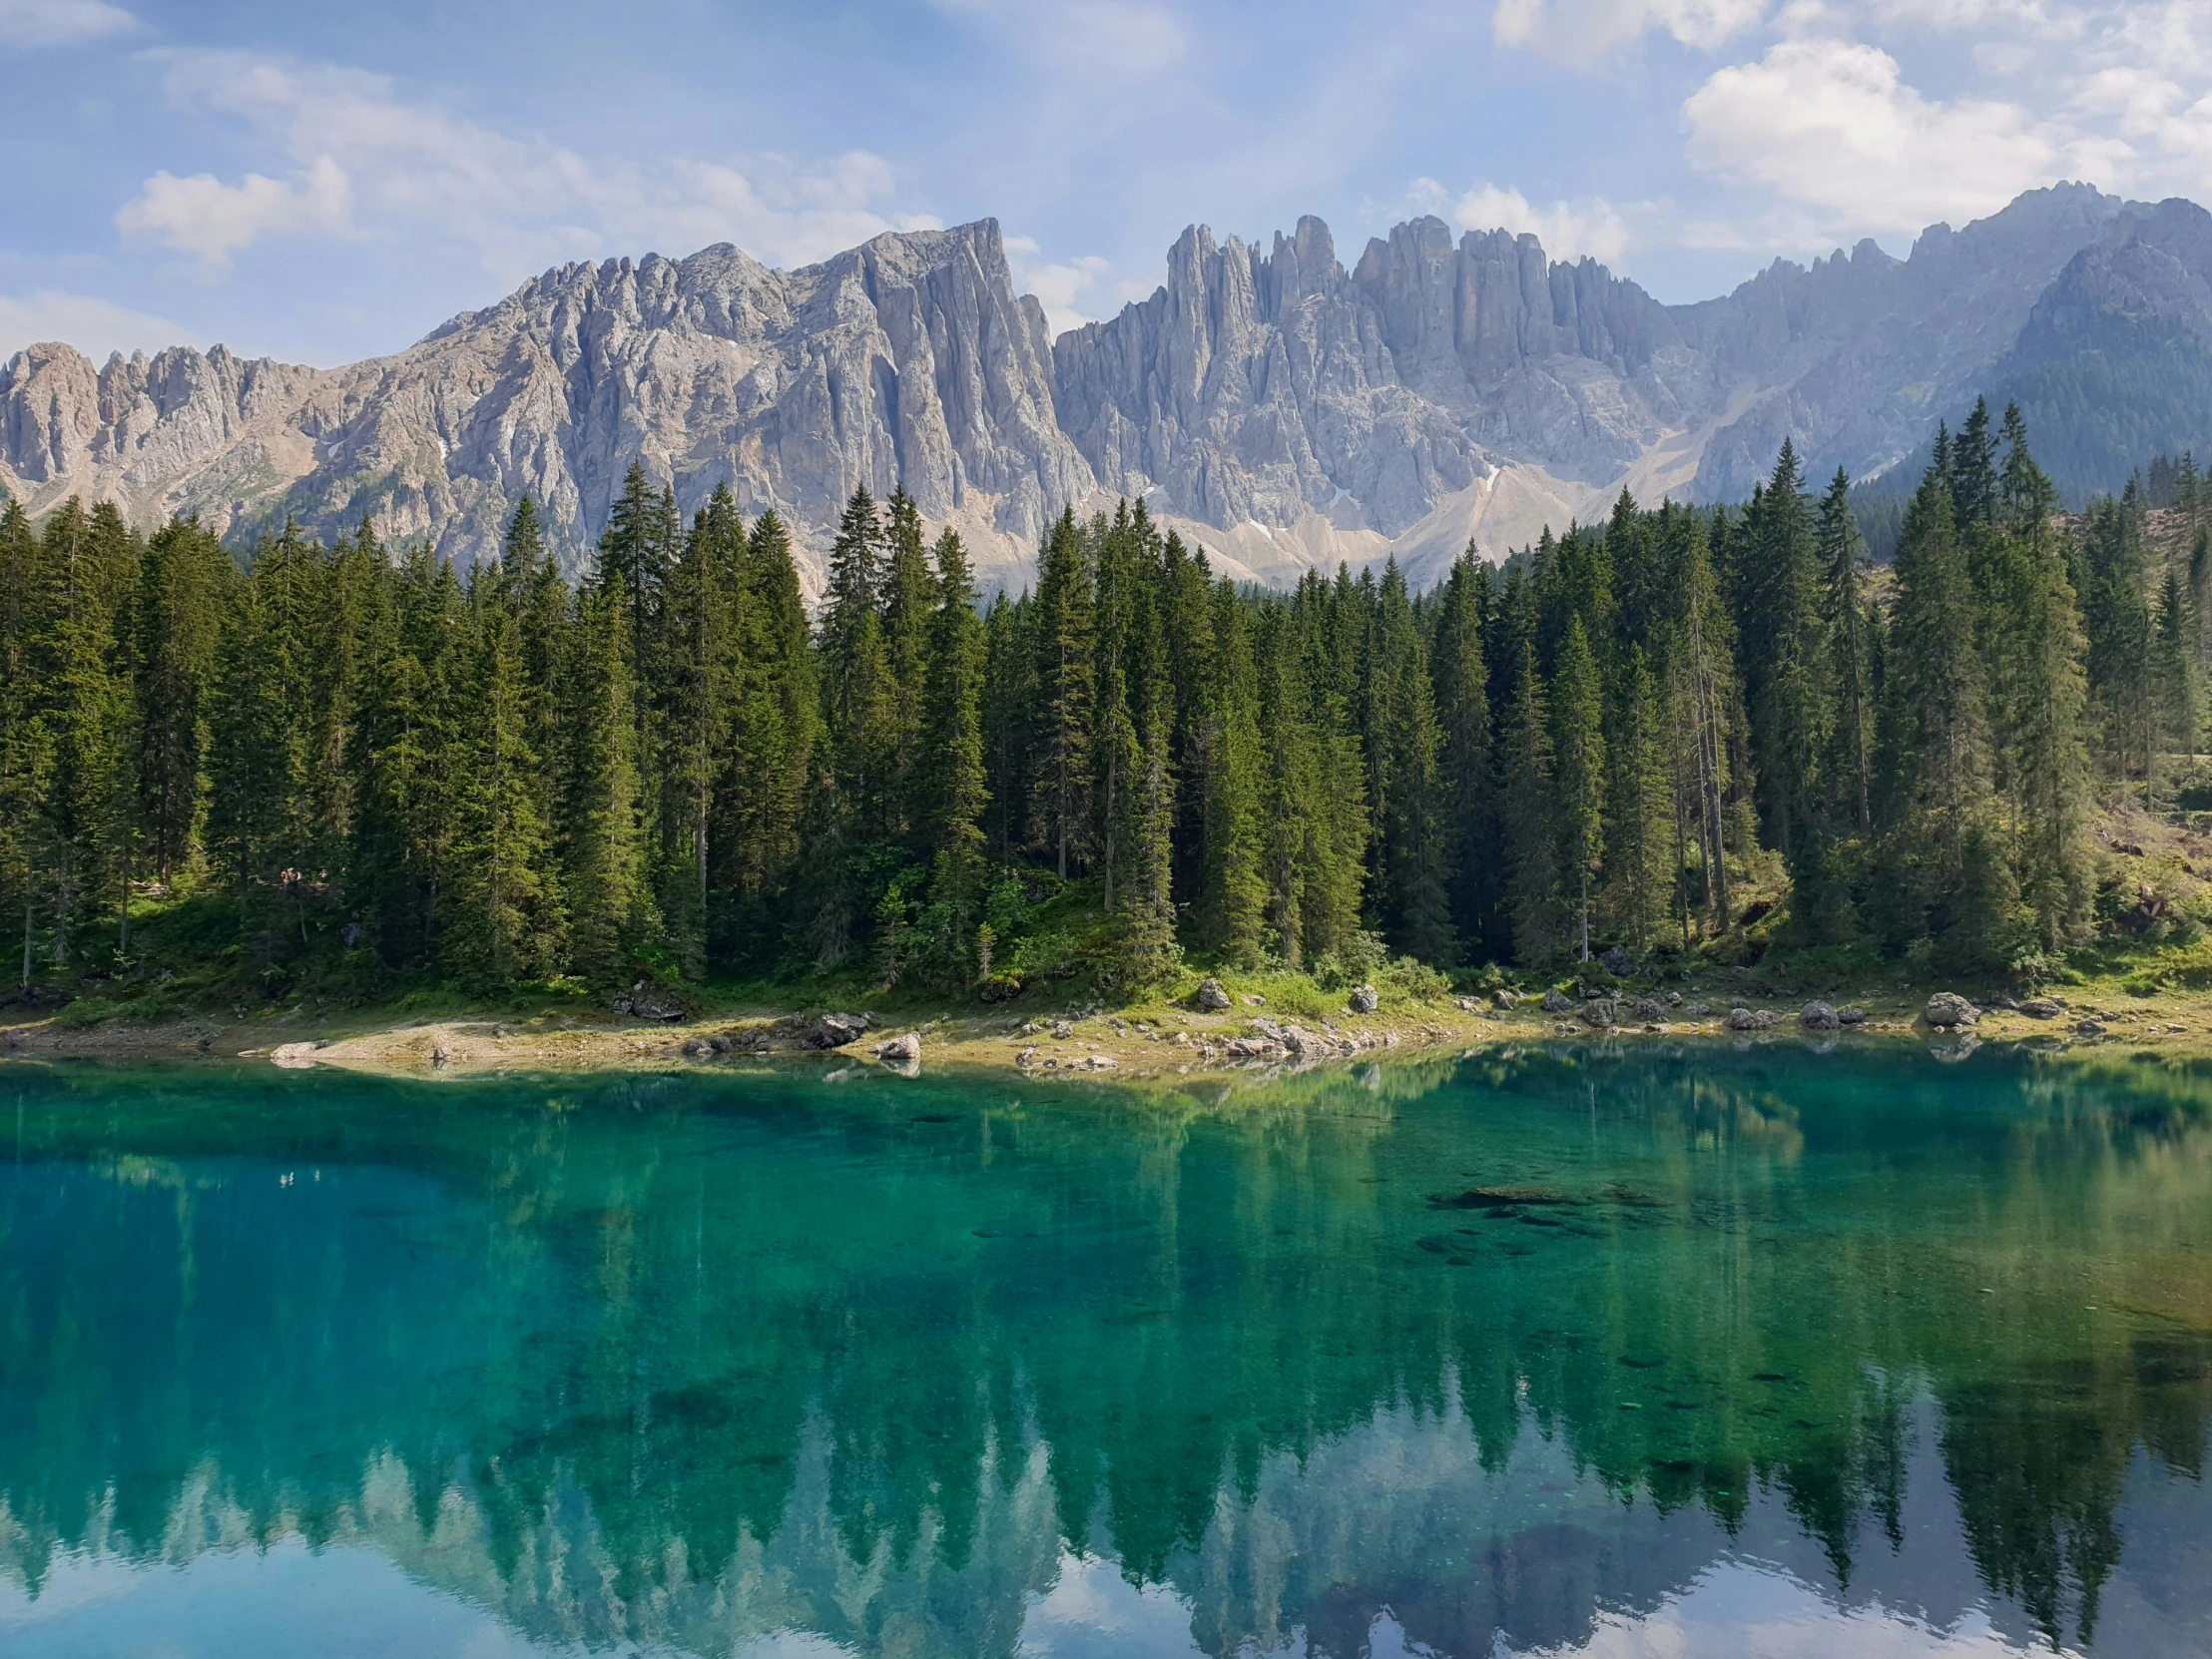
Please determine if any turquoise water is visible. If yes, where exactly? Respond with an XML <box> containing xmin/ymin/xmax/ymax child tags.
<box><xmin>1</xmin><ymin>1044</ymin><xmax>2209</xmax><ymax>1658</ymax></box>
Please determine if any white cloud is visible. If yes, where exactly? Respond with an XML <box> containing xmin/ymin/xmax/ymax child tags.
<box><xmin>117</xmin><ymin>155</ymin><xmax>353</xmax><ymax>272</ymax></box>
<box><xmin>1005</xmin><ymin>236</ymin><xmax>1115</xmax><ymax>334</ymax></box>
<box><xmin>116</xmin><ymin>50</ymin><xmax>937</xmax><ymax>283</ymax></box>
<box><xmin>1493</xmin><ymin>0</ymin><xmax>1766</xmax><ymax>63</ymax></box>
<box><xmin>1682</xmin><ymin>38</ymin><xmax>2126</xmax><ymax>239</ymax></box>
<box><xmin>0</xmin><ymin>288</ymin><xmax>195</xmax><ymax>360</ymax></box>
<box><xmin>1494</xmin><ymin>0</ymin><xmax>2212</xmax><ymax>261</ymax></box>
<box><xmin>0</xmin><ymin>0</ymin><xmax>136</xmax><ymax>47</ymax></box>
<box><xmin>1448</xmin><ymin>182</ymin><xmax>1635</xmax><ymax>265</ymax></box>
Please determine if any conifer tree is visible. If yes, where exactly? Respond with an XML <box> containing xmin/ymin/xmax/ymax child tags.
<box><xmin>980</xmin><ymin>591</ymin><xmax>1034</xmax><ymax>862</ymax></box>
<box><xmin>1430</xmin><ymin>546</ymin><xmax>1495</xmax><ymax>950</ymax></box>
<box><xmin>1371</xmin><ymin>559</ymin><xmax>1451</xmax><ymax>959</ymax></box>
<box><xmin>132</xmin><ymin>516</ymin><xmax>233</xmax><ymax>885</ymax></box>
<box><xmin>0</xmin><ymin>501</ymin><xmax>53</xmax><ymax>984</ymax></box>
<box><xmin>28</xmin><ymin>501</ymin><xmax>140</xmax><ymax>963</ymax></box>
<box><xmin>1818</xmin><ymin>468</ymin><xmax>1872</xmax><ymax>831</ymax></box>
<box><xmin>444</xmin><ymin>571</ymin><xmax>561</xmax><ymax>984</ymax></box>
<box><xmin>1193</xmin><ymin>579</ymin><xmax>1266</xmax><ymax>963</ymax></box>
<box><xmin>1031</xmin><ymin>509</ymin><xmax>1094</xmax><ymax>878</ymax></box>
<box><xmin>819</xmin><ymin>487</ymin><xmax>896</xmax><ymax>839</ymax></box>
<box><xmin>1092</xmin><ymin>507</ymin><xmax>1141</xmax><ymax>911</ymax></box>
<box><xmin>659</xmin><ymin>488</ymin><xmax>745</xmax><ymax>974</ymax></box>
<box><xmin>921</xmin><ymin>527</ymin><xmax>989</xmax><ymax>970</ymax></box>
<box><xmin>879</xmin><ymin>487</ymin><xmax>937</xmax><ymax>837</ymax></box>
<box><xmin>1603</xmin><ymin>644</ymin><xmax>1673</xmax><ymax>953</ymax></box>
<box><xmin>563</xmin><ymin>576</ymin><xmax>657</xmax><ymax>981</ymax></box>
<box><xmin>721</xmin><ymin>510</ymin><xmax>817</xmax><ymax>940</ymax></box>
<box><xmin>1117</xmin><ymin>582</ymin><xmax>1179</xmax><ymax>982</ymax></box>
<box><xmin>1665</xmin><ymin>505</ymin><xmax>1738</xmax><ymax>935</ymax></box>
<box><xmin>1501</xmin><ymin>642</ymin><xmax>1559</xmax><ymax>963</ymax></box>
<box><xmin>1738</xmin><ymin>440</ymin><xmax>1829</xmax><ymax>871</ymax></box>
<box><xmin>1551</xmin><ymin>616</ymin><xmax>1607</xmax><ymax>962</ymax></box>
<box><xmin>2153</xmin><ymin>563</ymin><xmax>2199</xmax><ymax>775</ymax></box>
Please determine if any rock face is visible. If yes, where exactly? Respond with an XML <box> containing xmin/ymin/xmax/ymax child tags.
<box><xmin>7</xmin><ymin>184</ymin><xmax>2191</xmax><ymax>592</ymax></box>
<box><xmin>3</xmin><ymin>223</ymin><xmax>1092</xmax><ymax>596</ymax></box>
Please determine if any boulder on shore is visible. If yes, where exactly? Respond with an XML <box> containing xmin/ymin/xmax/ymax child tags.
<box><xmin>872</xmin><ymin>1032</ymin><xmax>921</xmax><ymax>1064</ymax></box>
<box><xmin>1195</xmin><ymin>977</ymin><xmax>1233</xmax><ymax>1011</ymax></box>
<box><xmin>1541</xmin><ymin>989</ymin><xmax>1575</xmax><ymax>1014</ymax></box>
<box><xmin>1580</xmin><ymin>998</ymin><xmax>1618</xmax><ymax>1028</ymax></box>
<box><xmin>1800</xmin><ymin>1001</ymin><xmax>1841</xmax><ymax>1031</ymax></box>
<box><xmin>1924</xmin><ymin>992</ymin><xmax>1980</xmax><ymax>1029</ymax></box>
<box><xmin>1347</xmin><ymin>984</ymin><xmax>1380</xmax><ymax>1014</ymax></box>
<box><xmin>1726</xmin><ymin>1007</ymin><xmax>1779</xmax><ymax>1032</ymax></box>
<box><xmin>811</xmin><ymin>1012</ymin><xmax>872</xmax><ymax>1049</ymax></box>
<box><xmin>1600</xmin><ymin>945</ymin><xmax>1632</xmax><ymax>977</ymax></box>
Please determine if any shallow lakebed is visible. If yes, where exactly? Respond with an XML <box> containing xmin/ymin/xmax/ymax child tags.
<box><xmin>2</xmin><ymin>1043</ymin><xmax>2209</xmax><ymax>1657</ymax></box>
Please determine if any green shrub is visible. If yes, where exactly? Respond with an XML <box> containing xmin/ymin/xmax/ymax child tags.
<box><xmin>50</xmin><ymin>996</ymin><xmax>123</xmax><ymax>1030</ymax></box>
<box><xmin>1380</xmin><ymin>955</ymin><xmax>1452</xmax><ymax>1002</ymax></box>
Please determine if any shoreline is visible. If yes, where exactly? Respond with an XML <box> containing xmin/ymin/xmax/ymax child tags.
<box><xmin>10</xmin><ymin>983</ymin><xmax>2212</xmax><ymax>1082</ymax></box>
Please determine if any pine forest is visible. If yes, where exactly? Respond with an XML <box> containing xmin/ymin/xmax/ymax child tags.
<box><xmin>9</xmin><ymin>396</ymin><xmax>2212</xmax><ymax>1020</ymax></box>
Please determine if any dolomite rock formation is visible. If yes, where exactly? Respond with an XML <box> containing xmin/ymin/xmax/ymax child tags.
<box><xmin>0</xmin><ymin>184</ymin><xmax>2176</xmax><ymax>594</ymax></box>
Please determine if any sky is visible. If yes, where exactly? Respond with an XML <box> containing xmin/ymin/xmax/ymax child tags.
<box><xmin>4</xmin><ymin>0</ymin><xmax>2212</xmax><ymax>367</ymax></box>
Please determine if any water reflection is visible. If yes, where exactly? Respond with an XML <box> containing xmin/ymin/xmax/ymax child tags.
<box><xmin>1</xmin><ymin>1045</ymin><xmax>2208</xmax><ymax>1656</ymax></box>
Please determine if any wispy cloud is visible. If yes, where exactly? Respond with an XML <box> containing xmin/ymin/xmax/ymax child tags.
<box><xmin>114</xmin><ymin>50</ymin><xmax>941</xmax><ymax>282</ymax></box>
<box><xmin>1492</xmin><ymin>0</ymin><xmax>1766</xmax><ymax>63</ymax></box>
<box><xmin>1</xmin><ymin>287</ymin><xmax>196</xmax><ymax>359</ymax></box>
<box><xmin>0</xmin><ymin>0</ymin><xmax>137</xmax><ymax>48</ymax></box>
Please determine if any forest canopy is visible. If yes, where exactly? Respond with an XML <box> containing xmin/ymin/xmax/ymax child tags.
<box><xmin>3</xmin><ymin>397</ymin><xmax>2204</xmax><ymax>1012</ymax></box>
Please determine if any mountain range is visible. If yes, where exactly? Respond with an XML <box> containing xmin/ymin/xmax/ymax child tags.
<box><xmin>6</xmin><ymin>181</ymin><xmax>2210</xmax><ymax>594</ymax></box>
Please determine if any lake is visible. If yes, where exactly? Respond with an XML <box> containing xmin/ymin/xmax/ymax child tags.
<box><xmin>1</xmin><ymin>1043</ymin><xmax>2208</xmax><ymax>1657</ymax></box>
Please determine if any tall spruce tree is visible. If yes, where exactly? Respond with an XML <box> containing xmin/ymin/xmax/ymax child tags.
<box><xmin>1031</xmin><ymin>509</ymin><xmax>1094</xmax><ymax>878</ymax></box>
<box><xmin>1550</xmin><ymin>616</ymin><xmax>1607</xmax><ymax>963</ymax></box>
<box><xmin>921</xmin><ymin>527</ymin><xmax>989</xmax><ymax>972</ymax></box>
<box><xmin>1431</xmin><ymin>546</ymin><xmax>1495</xmax><ymax>951</ymax></box>
<box><xmin>1501</xmin><ymin>642</ymin><xmax>1559</xmax><ymax>964</ymax></box>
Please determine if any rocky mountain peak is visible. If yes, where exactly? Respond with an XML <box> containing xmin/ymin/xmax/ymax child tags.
<box><xmin>5</xmin><ymin>186</ymin><xmax>2202</xmax><ymax>592</ymax></box>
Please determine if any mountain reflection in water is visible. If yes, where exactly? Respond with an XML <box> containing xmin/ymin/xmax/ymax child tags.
<box><xmin>1</xmin><ymin>1044</ymin><xmax>2208</xmax><ymax>1657</ymax></box>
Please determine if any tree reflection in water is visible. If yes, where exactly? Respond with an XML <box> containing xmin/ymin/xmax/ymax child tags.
<box><xmin>1</xmin><ymin>1045</ymin><xmax>2208</xmax><ymax>1656</ymax></box>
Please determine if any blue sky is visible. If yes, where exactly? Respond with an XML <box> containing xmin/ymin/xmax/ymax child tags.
<box><xmin>4</xmin><ymin>0</ymin><xmax>2211</xmax><ymax>366</ymax></box>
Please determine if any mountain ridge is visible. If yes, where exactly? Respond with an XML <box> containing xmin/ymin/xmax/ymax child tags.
<box><xmin>6</xmin><ymin>181</ymin><xmax>2199</xmax><ymax>593</ymax></box>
